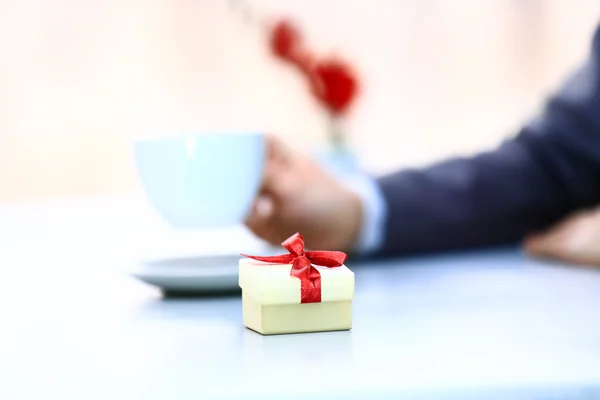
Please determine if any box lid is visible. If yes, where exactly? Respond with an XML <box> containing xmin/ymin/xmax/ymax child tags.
<box><xmin>239</xmin><ymin>258</ymin><xmax>354</xmax><ymax>305</ymax></box>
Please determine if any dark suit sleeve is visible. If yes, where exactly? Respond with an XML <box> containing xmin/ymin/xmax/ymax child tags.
<box><xmin>376</xmin><ymin>26</ymin><xmax>600</xmax><ymax>256</ymax></box>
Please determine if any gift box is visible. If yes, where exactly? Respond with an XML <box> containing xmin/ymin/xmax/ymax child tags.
<box><xmin>239</xmin><ymin>233</ymin><xmax>354</xmax><ymax>335</ymax></box>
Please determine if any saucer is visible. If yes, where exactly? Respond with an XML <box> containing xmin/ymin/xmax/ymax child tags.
<box><xmin>126</xmin><ymin>225</ymin><xmax>280</xmax><ymax>295</ymax></box>
<box><xmin>129</xmin><ymin>253</ymin><xmax>247</xmax><ymax>294</ymax></box>
<box><xmin>129</xmin><ymin>248</ymin><xmax>281</xmax><ymax>295</ymax></box>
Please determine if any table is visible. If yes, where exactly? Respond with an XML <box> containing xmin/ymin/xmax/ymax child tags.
<box><xmin>1</xmin><ymin>194</ymin><xmax>600</xmax><ymax>399</ymax></box>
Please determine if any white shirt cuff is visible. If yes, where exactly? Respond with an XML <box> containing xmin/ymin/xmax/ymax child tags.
<box><xmin>343</xmin><ymin>175</ymin><xmax>387</xmax><ymax>255</ymax></box>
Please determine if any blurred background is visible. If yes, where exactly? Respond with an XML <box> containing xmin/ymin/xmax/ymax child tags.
<box><xmin>1</xmin><ymin>0</ymin><xmax>600</xmax><ymax>203</ymax></box>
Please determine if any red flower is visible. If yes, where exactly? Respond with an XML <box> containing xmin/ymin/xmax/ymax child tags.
<box><xmin>269</xmin><ymin>19</ymin><xmax>314</xmax><ymax>74</ymax></box>
<box><xmin>309</xmin><ymin>58</ymin><xmax>359</xmax><ymax>116</ymax></box>
<box><xmin>269</xmin><ymin>19</ymin><xmax>359</xmax><ymax>116</ymax></box>
<box><xmin>270</xmin><ymin>19</ymin><xmax>301</xmax><ymax>61</ymax></box>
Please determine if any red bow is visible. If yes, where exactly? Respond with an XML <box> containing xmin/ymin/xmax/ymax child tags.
<box><xmin>241</xmin><ymin>233</ymin><xmax>347</xmax><ymax>303</ymax></box>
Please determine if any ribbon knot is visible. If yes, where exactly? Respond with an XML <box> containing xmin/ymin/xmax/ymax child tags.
<box><xmin>241</xmin><ymin>232</ymin><xmax>347</xmax><ymax>303</ymax></box>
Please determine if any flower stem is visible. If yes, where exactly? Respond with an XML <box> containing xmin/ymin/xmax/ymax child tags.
<box><xmin>328</xmin><ymin>115</ymin><xmax>347</xmax><ymax>153</ymax></box>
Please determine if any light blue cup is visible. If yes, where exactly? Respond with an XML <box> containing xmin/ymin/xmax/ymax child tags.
<box><xmin>133</xmin><ymin>132</ymin><xmax>265</xmax><ymax>229</ymax></box>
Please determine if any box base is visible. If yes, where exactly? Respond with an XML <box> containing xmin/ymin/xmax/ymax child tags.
<box><xmin>242</xmin><ymin>292</ymin><xmax>352</xmax><ymax>335</ymax></box>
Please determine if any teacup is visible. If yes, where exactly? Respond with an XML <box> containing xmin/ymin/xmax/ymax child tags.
<box><xmin>133</xmin><ymin>132</ymin><xmax>265</xmax><ymax>229</ymax></box>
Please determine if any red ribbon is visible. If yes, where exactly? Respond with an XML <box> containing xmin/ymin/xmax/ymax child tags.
<box><xmin>241</xmin><ymin>233</ymin><xmax>347</xmax><ymax>303</ymax></box>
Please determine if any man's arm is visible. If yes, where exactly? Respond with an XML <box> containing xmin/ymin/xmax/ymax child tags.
<box><xmin>370</xmin><ymin>26</ymin><xmax>600</xmax><ymax>256</ymax></box>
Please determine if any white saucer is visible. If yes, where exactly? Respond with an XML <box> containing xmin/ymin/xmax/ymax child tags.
<box><xmin>129</xmin><ymin>253</ymin><xmax>246</xmax><ymax>294</ymax></box>
<box><xmin>127</xmin><ymin>226</ymin><xmax>281</xmax><ymax>294</ymax></box>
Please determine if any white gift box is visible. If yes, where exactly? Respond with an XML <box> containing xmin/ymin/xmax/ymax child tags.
<box><xmin>239</xmin><ymin>258</ymin><xmax>355</xmax><ymax>335</ymax></box>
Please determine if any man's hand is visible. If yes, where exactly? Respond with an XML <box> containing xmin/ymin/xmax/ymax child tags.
<box><xmin>524</xmin><ymin>207</ymin><xmax>600</xmax><ymax>267</ymax></box>
<box><xmin>245</xmin><ymin>135</ymin><xmax>364</xmax><ymax>252</ymax></box>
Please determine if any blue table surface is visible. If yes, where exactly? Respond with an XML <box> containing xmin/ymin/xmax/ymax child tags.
<box><xmin>0</xmin><ymin>196</ymin><xmax>599</xmax><ymax>399</ymax></box>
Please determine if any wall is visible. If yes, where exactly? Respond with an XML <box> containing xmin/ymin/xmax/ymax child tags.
<box><xmin>0</xmin><ymin>0</ymin><xmax>599</xmax><ymax>202</ymax></box>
